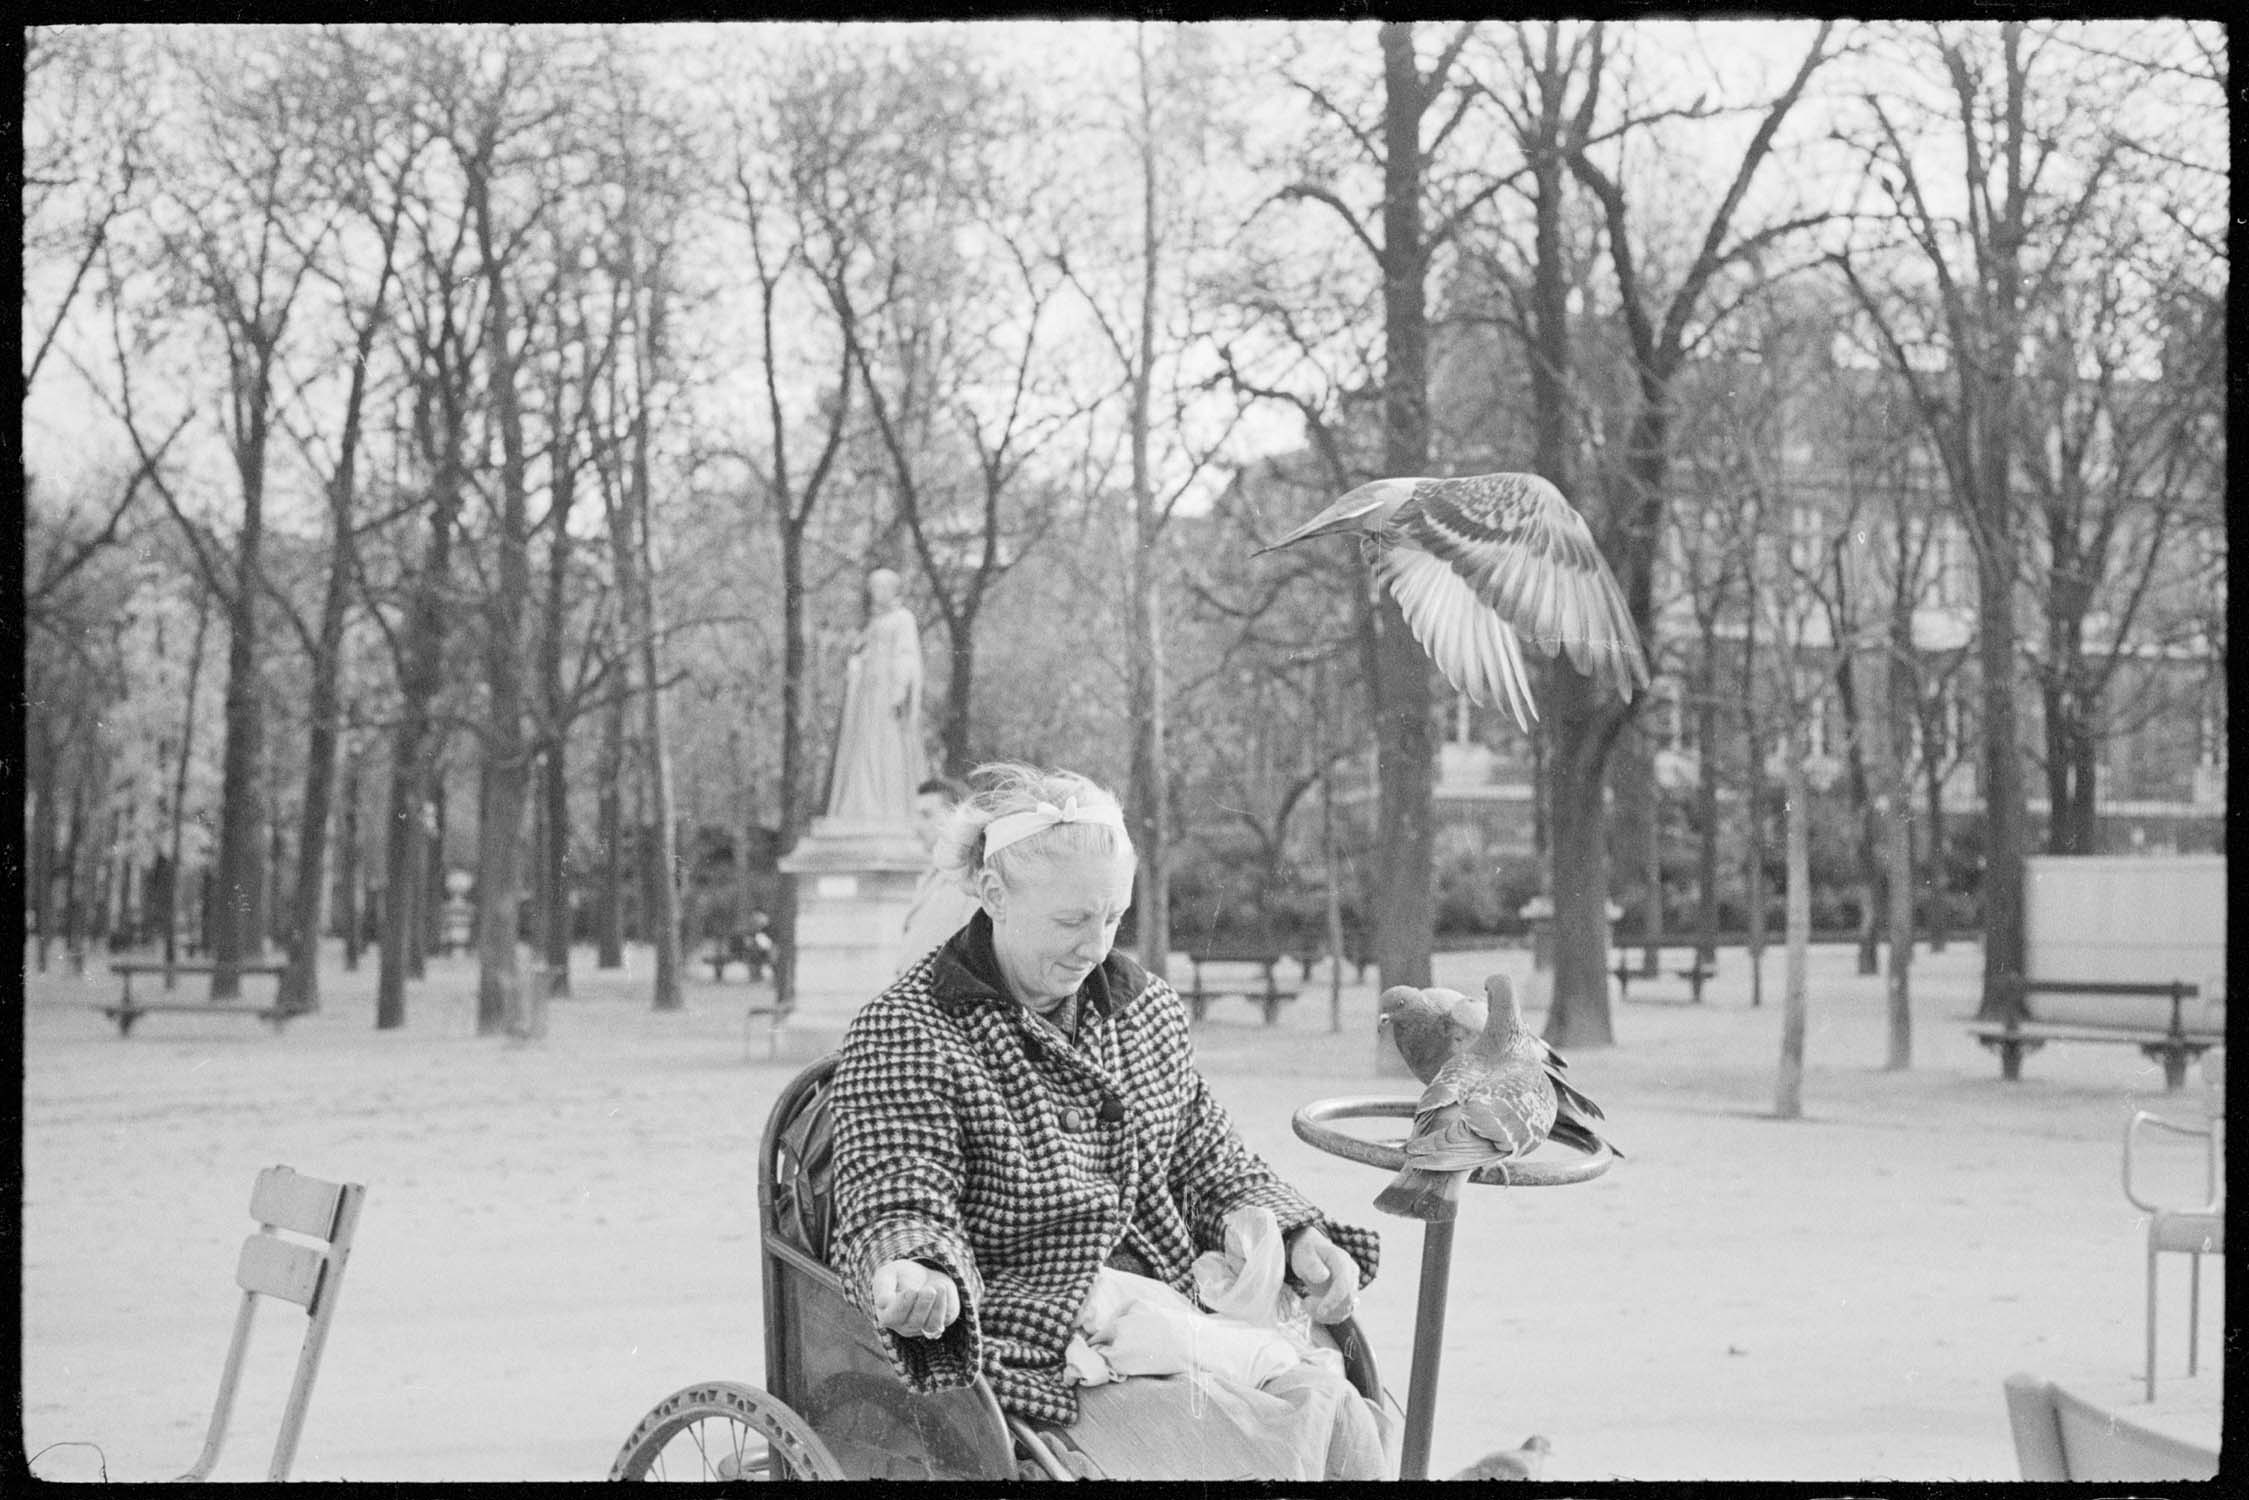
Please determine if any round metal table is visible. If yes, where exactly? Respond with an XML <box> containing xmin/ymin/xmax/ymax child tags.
<box><xmin>1293</xmin><ymin>1095</ymin><xmax>1613</xmax><ymax>1481</ymax></box>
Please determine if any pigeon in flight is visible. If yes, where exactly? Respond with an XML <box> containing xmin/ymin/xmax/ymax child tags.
<box><xmin>1257</xmin><ymin>472</ymin><xmax>1651</xmax><ymax>731</ymax></box>
<box><xmin>1377</xmin><ymin>984</ymin><xmax>1487</xmax><ymax>1085</ymax></box>
<box><xmin>1374</xmin><ymin>974</ymin><xmax>1617</xmax><ymax>1221</ymax></box>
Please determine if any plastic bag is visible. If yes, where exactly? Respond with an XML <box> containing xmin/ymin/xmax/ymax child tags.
<box><xmin>1191</xmin><ymin>1206</ymin><xmax>1338</xmax><ymax>1377</ymax></box>
<box><xmin>1070</xmin><ymin>1266</ymin><xmax>1300</xmax><ymax>1389</ymax></box>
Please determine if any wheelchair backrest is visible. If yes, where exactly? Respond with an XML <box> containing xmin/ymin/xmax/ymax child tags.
<box><xmin>769</xmin><ymin>1069</ymin><xmax>837</xmax><ymax>1262</ymax></box>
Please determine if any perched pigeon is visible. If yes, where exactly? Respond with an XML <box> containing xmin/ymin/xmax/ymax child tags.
<box><xmin>1257</xmin><ymin>472</ymin><xmax>1651</xmax><ymax>731</ymax></box>
<box><xmin>1449</xmin><ymin>1434</ymin><xmax>1552</xmax><ymax>1481</ymax></box>
<box><xmin>1378</xmin><ymin>984</ymin><xmax>1488</xmax><ymax>1085</ymax></box>
<box><xmin>1374</xmin><ymin>975</ymin><xmax>1616</xmax><ymax>1221</ymax></box>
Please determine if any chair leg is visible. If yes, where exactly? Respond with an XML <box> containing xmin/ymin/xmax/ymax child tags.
<box><xmin>2145</xmin><ymin>1242</ymin><xmax>2159</xmax><ymax>1403</ymax></box>
<box><xmin>2186</xmin><ymin>1252</ymin><xmax>2200</xmax><ymax>1378</ymax></box>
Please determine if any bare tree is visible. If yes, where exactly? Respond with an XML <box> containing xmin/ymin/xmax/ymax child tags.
<box><xmin>712</xmin><ymin>41</ymin><xmax>864</xmax><ymax>1009</ymax></box>
<box><xmin>1832</xmin><ymin>21</ymin><xmax>2120</xmax><ymax>1020</ymax></box>
<box><xmin>272</xmin><ymin>29</ymin><xmax>423</xmax><ymax>1015</ymax></box>
<box><xmin>1530</xmin><ymin>19</ymin><xmax>1835</xmax><ymax>1046</ymax></box>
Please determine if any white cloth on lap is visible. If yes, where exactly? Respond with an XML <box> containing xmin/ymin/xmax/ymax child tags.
<box><xmin>1067</xmin><ymin>1266</ymin><xmax>1308</xmax><ymax>1389</ymax></box>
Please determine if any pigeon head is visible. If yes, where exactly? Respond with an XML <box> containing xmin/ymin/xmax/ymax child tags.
<box><xmin>1255</xmin><ymin>477</ymin><xmax>1420</xmax><ymax>554</ymax></box>
<box><xmin>1477</xmin><ymin>974</ymin><xmax>1527</xmax><ymax>1044</ymax></box>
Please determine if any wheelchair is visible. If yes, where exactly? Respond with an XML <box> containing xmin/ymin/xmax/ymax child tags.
<box><xmin>608</xmin><ymin>1055</ymin><xmax>1388</xmax><ymax>1481</ymax></box>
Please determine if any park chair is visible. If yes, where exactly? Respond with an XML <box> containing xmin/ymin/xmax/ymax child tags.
<box><xmin>176</xmin><ymin>1166</ymin><xmax>367</xmax><ymax>1481</ymax></box>
<box><xmin>2001</xmin><ymin>1372</ymin><xmax>2217</xmax><ymax>1481</ymax></box>
<box><xmin>2120</xmin><ymin>1048</ymin><xmax>2224</xmax><ymax>1401</ymax></box>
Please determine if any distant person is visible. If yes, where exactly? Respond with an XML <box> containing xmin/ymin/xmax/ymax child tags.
<box><xmin>898</xmin><ymin>776</ymin><xmax>980</xmax><ymax>973</ymax></box>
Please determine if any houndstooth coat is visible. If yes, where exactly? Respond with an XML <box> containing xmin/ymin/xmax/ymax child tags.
<box><xmin>828</xmin><ymin>912</ymin><xmax>1382</xmax><ymax>1425</ymax></box>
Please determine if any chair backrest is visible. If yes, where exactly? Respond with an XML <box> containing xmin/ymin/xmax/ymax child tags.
<box><xmin>764</xmin><ymin>1056</ymin><xmax>841</xmax><ymax>1261</ymax></box>
<box><xmin>756</xmin><ymin>1055</ymin><xmax>1018</xmax><ymax>1480</ymax></box>
<box><xmin>177</xmin><ymin>1166</ymin><xmax>366</xmax><ymax>1482</ymax></box>
<box><xmin>2002</xmin><ymin>1373</ymin><xmax>2217</xmax><ymax>1482</ymax></box>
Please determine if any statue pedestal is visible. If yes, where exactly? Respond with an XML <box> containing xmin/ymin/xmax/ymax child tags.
<box><xmin>777</xmin><ymin>817</ymin><xmax>926</xmax><ymax>1058</ymax></box>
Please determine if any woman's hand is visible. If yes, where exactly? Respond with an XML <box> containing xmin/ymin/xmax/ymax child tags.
<box><xmin>871</xmin><ymin>1258</ymin><xmax>960</xmax><ymax>1339</ymax></box>
<box><xmin>1287</xmin><ymin>1225</ymin><xmax>1361</xmax><ymax>1324</ymax></box>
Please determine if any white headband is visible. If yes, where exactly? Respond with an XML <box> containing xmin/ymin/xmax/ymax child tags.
<box><xmin>981</xmin><ymin>796</ymin><xmax>1128</xmax><ymax>860</ymax></box>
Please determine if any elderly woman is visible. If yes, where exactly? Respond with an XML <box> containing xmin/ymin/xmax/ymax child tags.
<box><xmin>827</xmin><ymin>763</ymin><xmax>1389</xmax><ymax>1480</ymax></box>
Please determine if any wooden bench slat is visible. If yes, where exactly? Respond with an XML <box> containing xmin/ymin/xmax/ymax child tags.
<box><xmin>111</xmin><ymin>960</ymin><xmax>287</xmax><ymax>976</ymax></box>
<box><xmin>2000</xmin><ymin>978</ymin><xmax>2197</xmax><ymax>998</ymax></box>
<box><xmin>249</xmin><ymin>1167</ymin><xmax>346</xmax><ymax>1240</ymax></box>
<box><xmin>235</xmin><ymin>1233</ymin><xmax>327</xmax><ymax>1308</ymax></box>
<box><xmin>101</xmin><ymin>1002</ymin><xmax>290</xmax><ymax>1018</ymax></box>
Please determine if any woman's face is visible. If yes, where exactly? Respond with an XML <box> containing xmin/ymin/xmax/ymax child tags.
<box><xmin>981</xmin><ymin>841</ymin><xmax>1136</xmax><ymax>1008</ymax></box>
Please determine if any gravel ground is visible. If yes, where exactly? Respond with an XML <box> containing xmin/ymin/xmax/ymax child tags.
<box><xmin>16</xmin><ymin>936</ymin><xmax>2225</xmax><ymax>1481</ymax></box>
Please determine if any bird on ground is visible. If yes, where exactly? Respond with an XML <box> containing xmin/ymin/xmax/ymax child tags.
<box><xmin>1448</xmin><ymin>1434</ymin><xmax>1552</xmax><ymax>1481</ymax></box>
<box><xmin>1377</xmin><ymin>984</ymin><xmax>1488</xmax><ymax>1085</ymax></box>
<box><xmin>1374</xmin><ymin>974</ymin><xmax>1618</xmax><ymax>1221</ymax></box>
<box><xmin>1256</xmin><ymin>472</ymin><xmax>1651</xmax><ymax>732</ymax></box>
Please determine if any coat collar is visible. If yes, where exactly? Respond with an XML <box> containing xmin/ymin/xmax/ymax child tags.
<box><xmin>930</xmin><ymin>909</ymin><xmax>1151</xmax><ymax>1022</ymax></box>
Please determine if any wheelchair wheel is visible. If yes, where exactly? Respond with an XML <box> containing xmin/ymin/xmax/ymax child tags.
<box><xmin>609</xmin><ymin>1380</ymin><xmax>845</xmax><ymax>1481</ymax></box>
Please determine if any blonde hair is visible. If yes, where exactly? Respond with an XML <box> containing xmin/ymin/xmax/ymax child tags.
<box><xmin>933</xmin><ymin>762</ymin><xmax>1133</xmax><ymax>896</ymax></box>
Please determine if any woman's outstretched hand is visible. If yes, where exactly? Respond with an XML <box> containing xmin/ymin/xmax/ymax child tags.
<box><xmin>1286</xmin><ymin>1225</ymin><xmax>1361</xmax><ymax>1324</ymax></box>
<box><xmin>871</xmin><ymin>1258</ymin><xmax>960</xmax><ymax>1339</ymax></box>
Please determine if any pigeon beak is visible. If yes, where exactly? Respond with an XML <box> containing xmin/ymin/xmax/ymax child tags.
<box><xmin>1255</xmin><ymin>480</ymin><xmax>1406</xmax><ymax>555</ymax></box>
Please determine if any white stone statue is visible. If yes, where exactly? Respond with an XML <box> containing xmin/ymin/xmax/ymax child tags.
<box><xmin>825</xmin><ymin>567</ymin><xmax>926</xmax><ymax>826</ymax></box>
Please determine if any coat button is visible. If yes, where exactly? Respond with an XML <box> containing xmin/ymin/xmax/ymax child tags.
<box><xmin>1061</xmin><ymin>1107</ymin><xmax>1084</xmax><ymax>1131</ymax></box>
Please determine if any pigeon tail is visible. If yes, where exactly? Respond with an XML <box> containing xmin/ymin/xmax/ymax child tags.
<box><xmin>1372</xmin><ymin>1166</ymin><xmax>1464</xmax><ymax>1221</ymax></box>
<box><xmin>1546</xmin><ymin>1114</ymin><xmax>1621</xmax><ymax>1159</ymax></box>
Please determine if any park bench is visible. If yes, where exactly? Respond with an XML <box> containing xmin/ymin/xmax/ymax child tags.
<box><xmin>1969</xmin><ymin>977</ymin><xmax>2217</xmax><ymax>1091</ymax></box>
<box><xmin>707</xmin><ymin>931</ymin><xmax>775</xmax><ymax>982</ymax></box>
<box><xmin>102</xmin><ymin>958</ymin><xmax>295</xmax><ymax>1037</ymax></box>
<box><xmin>1181</xmin><ymin>946</ymin><xmax>1299</xmax><ymax>1026</ymax></box>
<box><xmin>1614</xmin><ymin>953</ymin><xmax>1717</xmax><ymax>1004</ymax></box>
<box><xmin>1289</xmin><ymin>932</ymin><xmax>1373</xmax><ymax>984</ymax></box>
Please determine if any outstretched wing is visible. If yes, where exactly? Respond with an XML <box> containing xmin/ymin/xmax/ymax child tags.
<box><xmin>1376</xmin><ymin>545</ymin><xmax>1541</xmax><ymax>731</ymax></box>
<box><xmin>1393</xmin><ymin>472</ymin><xmax>1652</xmax><ymax>705</ymax></box>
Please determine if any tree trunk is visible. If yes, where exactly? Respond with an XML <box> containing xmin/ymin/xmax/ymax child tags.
<box><xmin>632</xmin><ymin>435</ymin><xmax>683</xmax><ymax>1013</ymax></box>
<box><xmin>1126</xmin><ymin>78</ymin><xmax>1172</xmax><ymax>984</ymax></box>
<box><xmin>1882</xmin><ymin>611</ymin><xmax>1916</xmax><ymax>1070</ymax></box>
<box><xmin>2041</xmin><ymin>671</ymin><xmax>2102</xmax><ymax>855</ymax></box>
<box><xmin>376</xmin><ymin>374</ymin><xmax>462</xmax><ymax>1027</ymax></box>
<box><xmin>30</xmin><ymin>727</ymin><xmax>56</xmax><ymax>972</ymax></box>
<box><xmin>61</xmin><ymin>778</ymin><xmax>88</xmax><ymax>969</ymax></box>
<box><xmin>277</xmin><ymin>500</ymin><xmax>354</xmax><ymax>1014</ymax></box>
<box><xmin>258</xmin><ymin>800</ymin><xmax>282</xmax><ymax>953</ymax></box>
<box><xmin>1922</xmin><ymin>757</ymin><xmax>1950</xmax><ymax>953</ymax></box>
<box><xmin>1775</xmin><ymin>723</ymin><xmax>1810</xmax><ymax>1119</ymax></box>
<box><xmin>596</xmin><ymin>685</ymin><xmax>627</xmax><ymax>969</ymax></box>
<box><xmin>164</xmin><ymin>593</ymin><xmax>213</xmax><ymax>976</ymax></box>
<box><xmin>338</xmin><ymin>746</ymin><xmax>362</xmax><ymax>971</ymax></box>
<box><xmin>1634</xmin><ymin>737</ymin><xmax>1662</xmax><ymax>976</ymax></box>
<box><xmin>1693</xmin><ymin>660</ymin><xmax>1720</xmax><ymax>972</ymax></box>
<box><xmin>423</xmin><ymin>773</ymin><xmax>446</xmax><ymax>965</ymax></box>
<box><xmin>536</xmin><ymin>426</ymin><xmax>579</xmax><ymax>997</ymax></box>
<box><xmin>468</xmin><ymin>157</ymin><xmax>535</xmax><ymax>1038</ymax></box>
<box><xmin>1545</xmin><ymin>667</ymin><xmax>1625</xmax><ymax>1048</ymax></box>
<box><xmin>1743</xmin><ymin>602</ymin><xmax>1767</xmax><ymax>1009</ymax></box>
<box><xmin>208</xmin><ymin>389</ymin><xmax>272</xmax><ymax>1000</ymax></box>
<box><xmin>1832</xmin><ymin>634</ymin><xmax>1883</xmax><ymax>976</ymax></box>
<box><xmin>625</xmin><ymin>244</ymin><xmax>684</xmax><ymax>1013</ymax></box>
<box><xmin>1368</xmin><ymin>21</ymin><xmax>1438</xmax><ymax>1006</ymax></box>
<box><xmin>1971</xmin><ymin>537</ymin><xmax>2027</xmax><ymax>1020</ymax></box>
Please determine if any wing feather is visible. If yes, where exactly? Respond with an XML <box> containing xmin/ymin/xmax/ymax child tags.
<box><xmin>1394</xmin><ymin>473</ymin><xmax>1652</xmax><ymax>704</ymax></box>
<box><xmin>1378</xmin><ymin>546</ymin><xmax>1540</xmax><ymax>730</ymax></box>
